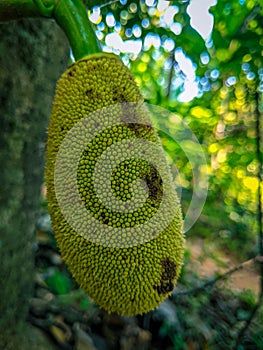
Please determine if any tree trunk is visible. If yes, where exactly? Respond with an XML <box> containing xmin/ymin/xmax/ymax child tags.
<box><xmin>0</xmin><ymin>18</ymin><xmax>68</xmax><ymax>349</ymax></box>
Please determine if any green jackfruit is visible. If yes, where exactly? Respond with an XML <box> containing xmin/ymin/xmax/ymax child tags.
<box><xmin>46</xmin><ymin>52</ymin><xmax>184</xmax><ymax>316</ymax></box>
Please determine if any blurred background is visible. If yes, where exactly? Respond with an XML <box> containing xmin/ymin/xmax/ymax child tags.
<box><xmin>0</xmin><ymin>0</ymin><xmax>262</xmax><ymax>349</ymax></box>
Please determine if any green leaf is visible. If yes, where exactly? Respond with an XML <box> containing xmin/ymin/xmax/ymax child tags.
<box><xmin>45</xmin><ymin>269</ymin><xmax>72</xmax><ymax>295</ymax></box>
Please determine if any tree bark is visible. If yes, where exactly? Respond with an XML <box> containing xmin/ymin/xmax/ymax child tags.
<box><xmin>0</xmin><ymin>18</ymin><xmax>68</xmax><ymax>349</ymax></box>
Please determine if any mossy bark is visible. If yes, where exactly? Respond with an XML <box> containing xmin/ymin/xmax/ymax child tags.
<box><xmin>0</xmin><ymin>19</ymin><xmax>68</xmax><ymax>349</ymax></box>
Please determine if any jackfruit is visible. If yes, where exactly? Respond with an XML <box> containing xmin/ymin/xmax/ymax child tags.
<box><xmin>46</xmin><ymin>52</ymin><xmax>184</xmax><ymax>316</ymax></box>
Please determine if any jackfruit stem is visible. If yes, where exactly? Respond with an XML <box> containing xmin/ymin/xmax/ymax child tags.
<box><xmin>54</xmin><ymin>0</ymin><xmax>102</xmax><ymax>61</ymax></box>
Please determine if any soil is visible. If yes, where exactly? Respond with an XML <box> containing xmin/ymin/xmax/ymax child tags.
<box><xmin>186</xmin><ymin>238</ymin><xmax>260</xmax><ymax>295</ymax></box>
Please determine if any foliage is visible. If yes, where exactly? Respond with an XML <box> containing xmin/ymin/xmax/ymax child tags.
<box><xmin>88</xmin><ymin>0</ymin><xmax>263</xmax><ymax>260</ymax></box>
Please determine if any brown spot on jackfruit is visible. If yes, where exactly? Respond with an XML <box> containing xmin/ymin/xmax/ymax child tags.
<box><xmin>85</xmin><ymin>88</ymin><xmax>93</xmax><ymax>96</ymax></box>
<box><xmin>68</xmin><ymin>68</ymin><xmax>76</xmax><ymax>77</ymax></box>
<box><xmin>162</xmin><ymin>258</ymin><xmax>177</xmax><ymax>281</ymax></box>
<box><xmin>145</xmin><ymin>166</ymin><xmax>163</xmax><ymax>201</ymax></box>
<box><xmin>153</xmin><ymin>258</ymin><xmax>177</xmax><ymax>295</ymax></box>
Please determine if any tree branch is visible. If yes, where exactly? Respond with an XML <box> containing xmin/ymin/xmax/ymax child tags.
<box><xmin>173</xmin><ymin>257</ymin><xmax>260</xmax><ymax>297</ymax></box>
<box><xmin>240</xmin><ymin>4</ymin><xmax>262</xmax><ymax>33</ymax></box>
<box><xmin>234</xmin><ymin>89</ymin><xmax>263</xmax><ymax>349</ymax></box>
<box><xmin>166</xmin><ymin>48</ymin><xmax>176</xmax><ymax>99</ymax></box>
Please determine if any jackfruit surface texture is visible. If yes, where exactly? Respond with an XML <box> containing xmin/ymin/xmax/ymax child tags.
<box><xmin>46</xmin><ymin>53</ymin><xmax>184</xmax><ymax>316</ymax></box>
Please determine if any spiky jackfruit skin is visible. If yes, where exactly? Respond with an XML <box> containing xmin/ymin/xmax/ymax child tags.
<box><xmin>46</xmin><ymin>53</ymin><xmax>184</xmax><ymax>315</ymax></box>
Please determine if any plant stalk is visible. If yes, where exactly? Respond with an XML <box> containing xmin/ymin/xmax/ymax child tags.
<box><xmin>54</xmin><ymin>0</ymin><xmax>101</xmax><ymax>60</ymax></box>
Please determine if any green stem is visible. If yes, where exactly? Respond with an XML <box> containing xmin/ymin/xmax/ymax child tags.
<box><xmin>54</xmin><ymin>0</ymin><xmax>102</xmax><ymax>61</ymax></box>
